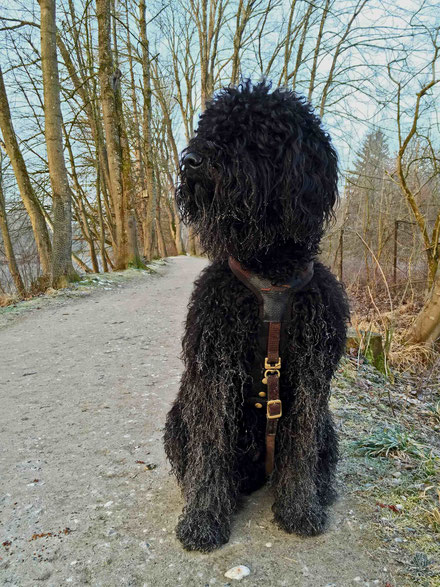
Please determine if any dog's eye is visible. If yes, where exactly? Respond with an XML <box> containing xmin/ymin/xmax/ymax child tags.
<box><xmin>183</xmin><ymin>152</ymin><xmax>203</xmax><ymax>169</ymax></box>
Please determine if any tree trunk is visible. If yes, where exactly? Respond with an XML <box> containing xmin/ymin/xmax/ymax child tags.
<box><xmin>406</xmin><ymin>276</ymin><xmax>440</xmax><ymax>344</ymax></box>
<box><xmin>63</xmin><ymin>127</ymin><xmax>99</xmax><ymax>273</ymax></box>
<box><xmin>154</xmin><ymin>184</ymin><xmax>167</xmax><ymax>259</ymax></box>
<box><xmin>188</xmin><ymin>227</ymin><xmax>197</xmax><ymax>256</ymax></box>
<box><xmin>117</xmin><ymin>94</ymin><xmax>142</xmax><ymax>267</ymax></box>
<box><xmin>96</xmin><ymin>170</ymin><xmax>108</xmax><ymax>272</ymax></box>
<box><xmin>40</xmin><ymin>0</ymin><xmax>77</xmax><ymax>288</ymax></box>
<box><xmin>0</xmin><ymin>178</ymin><xmax>26</xmax><ymax>296</ymax></box>
<box><xmin>96</xmin><ymin>0</ymin><xmax>128</xmax><ymax>269</ymax></box>
<box><xmin>127</xmin><ymin>211</ymin><xmax>143</xmax><ymax>268</ymax></box>
<box><xmin>139</xmin><ymin>0</ymin><xmax>157</xmax><ymax>261</ymax></box>
<box><xmin>173</xmin><ymin>198</ymin><xmax>185</xmax><ymax>254</ymax></box>
<box><xmin>0</xmin><ymin>68</ymin><xmax>52</xmax><ymax>277</ymax></box>
<box><xmin>124</xmin><ymin>0</ymin><xmax>145</xmax><ymax>190</ymax></box>
<box><xmin>155</xmin><ymin>217</ymin><xmax>167</xmax><ymax>259</ymax></box>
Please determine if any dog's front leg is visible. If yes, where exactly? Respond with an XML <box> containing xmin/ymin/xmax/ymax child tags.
<box><xmin>165</xmin><ymin>260</ymin><xmax>256</xmax><ymax>552</ymax></box>
<box><xmin>174</xmin><ymin>374</ymin><xmax>239</xmax><ymax>552</ymax></box>
<box><xmin>271</xmin><ymin>380</ymin><xmax>331</xmax><ymax>537</ymax></box>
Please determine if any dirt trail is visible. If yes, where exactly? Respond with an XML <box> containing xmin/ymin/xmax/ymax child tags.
<box><xmin>0</xmin><ymin>256</ymin><xmax>397</xmax><ymax>586</ymax></box>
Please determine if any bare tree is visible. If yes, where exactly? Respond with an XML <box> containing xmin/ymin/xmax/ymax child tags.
<box><xmin>0</xmin><ymin>67</ymin><xmax>52</xmax><ymax>278</ymax></box>
<box><xmin>139</xmin><ymin>0</ymin><xmax>158</xmax><ymax>261</ymax></box>
<box><xmin>0</xmin><ymin>156</ymin><xmax>26</xmax><ymax>296</ymax></box>
<box><xmin>97</xmin><ymin>0</ymin><xmax>132</xmax><ymax>269</ymax></box>
<box><xmin>388</xmin><ymin>55</ymin><xmax>440</xmax><ymax>288</ymax></box>
<box><xmin>40</xmin><ymin>0</ymin><xmax>77</xmax><ymax>287</ymax></box>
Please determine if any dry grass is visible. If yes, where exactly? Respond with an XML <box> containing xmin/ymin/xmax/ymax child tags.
<box><xmin>0</xmin><ymin>293</ymin><xmax>18</xmax><ymax>307</ymax></box>
<box><xmin>29</xmin><ymin>274</ymin><xmax>51</xmax><ymax>296</ymax></box>
<box><xmin>425</xmin><ymin>506</ymin><xmax>440</xmax><ymax>534</ymax></box>
<box><xmin>348</xmin><ymin>281</ymin><xmax>439</xmax><ymax>375</ymax></box>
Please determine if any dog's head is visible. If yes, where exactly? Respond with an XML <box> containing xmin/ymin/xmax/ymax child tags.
<box><xmin>176</xmin><ymin>80</ymin><xmax>338</xmax><ymax>261</ymax></box>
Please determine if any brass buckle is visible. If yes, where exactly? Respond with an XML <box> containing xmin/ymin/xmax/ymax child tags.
<box><xmin>262</xmin><ymin>357</ymin><xmax>281</xmax><ymax>384</ymax></box>
<box><xmin>267</xmin><ymin>399</ymin><xmax>282</xmax><ymax>419</ymax></box>
<box><xmin>265</xmin><ymin>357</ymin><xmax>281</xmax><ymax>370</ymax></box>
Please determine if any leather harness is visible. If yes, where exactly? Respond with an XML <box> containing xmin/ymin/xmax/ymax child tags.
<box><xmin>228</xmin><ymin>256</ymin><xmax>314</xmax><ymax>476</ymax></box>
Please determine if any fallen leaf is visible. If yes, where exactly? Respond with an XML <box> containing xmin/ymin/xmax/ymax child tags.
<box><xmin>376</xmin><ymin>502</ymin><xmax>401</xmax><ymax>514</ymax></box>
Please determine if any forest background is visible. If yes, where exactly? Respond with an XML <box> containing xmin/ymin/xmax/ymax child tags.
<box><xmin>0</xmin><ymin>0</ymin><xmax>439</xmax><ymax>374</ymax></box>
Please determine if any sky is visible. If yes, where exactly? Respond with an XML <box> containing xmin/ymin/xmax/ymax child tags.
<box><xmin>0</xmin><ymin>0</ymin><xmax>438</xmax><ymax>197</ymax></box>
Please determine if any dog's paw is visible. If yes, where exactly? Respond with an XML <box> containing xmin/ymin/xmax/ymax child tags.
<box><xmin>318</xmin><ymin>485</ymin><xmax>338</xmax><ymax>507</ymax></box>
<box><xmin>176</xmin><ymin>511</ymin><xmax>230</xmax><ymax>552</ymax></box>
<box><xmin>273</xmin><ymin>503</ymin><xmax>327</xmax><ymax>537</ymax></box>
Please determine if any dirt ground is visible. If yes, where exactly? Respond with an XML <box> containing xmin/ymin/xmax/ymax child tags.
<box><xmin>0</xmin><ymin>256</ymin><xmax>419</xmax><ymax>586</ymax></box>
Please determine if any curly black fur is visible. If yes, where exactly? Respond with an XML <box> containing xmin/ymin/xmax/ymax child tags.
<box><xmin>164</xmin><ymin>80</ymin><xmax>349</xmax><ymax>552</ymax></box>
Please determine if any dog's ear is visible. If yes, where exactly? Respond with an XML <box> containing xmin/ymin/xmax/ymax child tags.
<box><xmin>284</xmin><ymin>123</ymin><xmax>339</xmax><ymax>241</ymax></box>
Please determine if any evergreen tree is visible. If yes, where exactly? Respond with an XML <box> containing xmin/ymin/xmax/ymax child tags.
<box><xmin>344</xmin><ymin>130</ymin><xmax>401</xmax><ymax>282</ymax></box>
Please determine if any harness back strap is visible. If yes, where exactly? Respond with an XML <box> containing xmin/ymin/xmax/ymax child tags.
<box><xmin>228</xmin><ymin>256</ymin><xmax>314</xmax><ymax>476</ymax></box>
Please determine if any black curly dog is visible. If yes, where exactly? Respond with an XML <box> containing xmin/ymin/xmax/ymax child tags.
<box><xmin>164</xmin><ymin>81</ymin><xmax>349</xmax><ymax>552</ymax></box>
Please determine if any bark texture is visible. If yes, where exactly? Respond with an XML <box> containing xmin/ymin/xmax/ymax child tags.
<box><xmin>0</xmin><ymin>67</ymin><xmax>52</xmax><ymax>277</ymax></box>
<box><xmin>96</xmin><ymin>0</ymin><xmax>141</xmax><ymax>269</ymax></box>
<box><xmin>0</xmin><ymin>178</ymin><xmax>26</xmax><ymax>296</ymax></box>
<box><xmin>40</xmin><ymin>0</ymin><xmax>77</xmax><ymax>287</ymax></box>
<box><xmin>139</xmin><ymin>0</ymin><xmax>157</xmax><ymax>261</ymax></box>
<box><xmin>406</xmin><ymin>277</ymin><xmax>440</xmax><ymax>344</ymax></box>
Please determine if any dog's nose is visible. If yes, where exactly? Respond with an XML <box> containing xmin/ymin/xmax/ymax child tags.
<box><xmin>183</xmin><ymin>152</ymin><xmax>203</xmax><ymax>169</ymax></box>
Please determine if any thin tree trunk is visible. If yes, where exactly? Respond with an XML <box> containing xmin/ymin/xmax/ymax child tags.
<box><xmin>188</xmin><ymin>226</ymin><xmax>197</xmax><ymax>256</ymax></box>
<box><xmin>139</xmin><ymin>0</ymin><xmax>157</xmax><ymax>261</ymax></box>
<box><xmin>230</xmin><ymin>1</ymin><xmax>255</xmax><ymax>85</ymax></box>
<box><xmin>73</xmin><ymin>252</ymin><xmax>93</xmax><ymax>273</ymax></box>
<box><xmin>57</xmin><ymin>35</ymin><xmax>112</xmax><ymax>205</ymax></box>
<box><xmin>173</xmin><ymin>199</ymin><xmax>185</xmax><ymax>254</ymax></box>
<box><xmin>154</xmin><ymin>174</ymin><xmax>167</xmax><ymax>259</ymax></box>
<box><xmin>288</xmin><ymin>3</ymin><xmax>312</xmax><ymax>90</ymax></box>
<box><xmin>308</xmin><ymin>0</ymin><xmax>330</xmax><ymax>102</ymax></box>
<box><xmin>0</xmin><ymin>67</ymin><xmax>52</xmax><ymax>277</ymax></box>
<box><xmin>40</xmin><ymin>0</ymin><xmax>77</xmax><ymax>287</ymax></box>
<box><xmin>97</xmin><ymin>0</ymin><xmax>128</xmax><ymax>269</ymax></box>
<box><xmin>64</xmin><ymin>128</ymin><xmax>99</xmax><ymax>273</ymax></box>
<box><xmin>281</xmin><ymin>0</ymin><xmax>297</xmax><ymax>86</ymax></box>
<box><xmin>96</xmin><ymin>169</ymin><xmax>108</xmax><ymax>272</ymax></box>
<box><xmin>393</xmin><ymin>78</ymin><xmax>440</xmax><ymax>289</ymax></box>
<box><xmin>0</xmin><ymin>178</ymin><xmax>26</xmax><ymax>296</ymax></box>
<box><xmin>125</xmin><ymin>0</ymin><xmax>145</xmax><ymax>189</ymax></box>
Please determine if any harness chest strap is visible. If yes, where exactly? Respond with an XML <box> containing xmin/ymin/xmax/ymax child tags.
<box><xmin>228</xmin><ymin>256</ymin><xmax>314</xmax><ymax>476</ymax></box>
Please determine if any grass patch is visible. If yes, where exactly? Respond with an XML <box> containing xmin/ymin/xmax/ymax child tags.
<box><xmin>424</xmin><ymin>506</ymin><xmax>440</xmax><ymax>534</ymax></box>
<box><xmin>352</xmin><ymin>425</ymin><xmax>429</xmax><ymax>459</ymax></box>
<box><xmin>427</xmin><ymin>402</ymin><xmax>440</xmax><ymax>425</ymax></box>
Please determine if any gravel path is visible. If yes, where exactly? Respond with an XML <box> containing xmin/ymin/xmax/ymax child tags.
<box><xmin>0</xmin><ymin>256</ymin><xmax>396</xmax><ymax>586</ymax></box>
